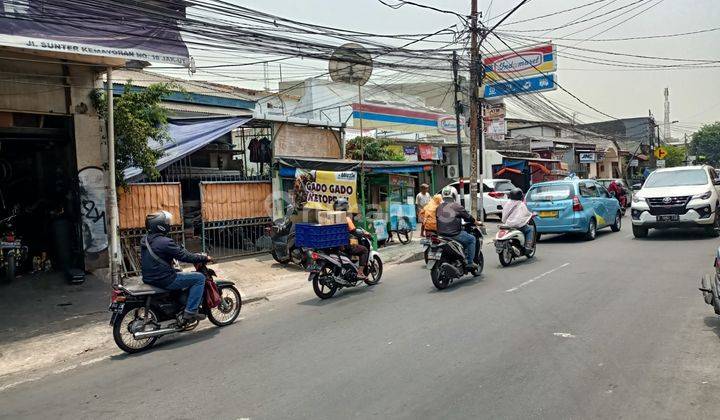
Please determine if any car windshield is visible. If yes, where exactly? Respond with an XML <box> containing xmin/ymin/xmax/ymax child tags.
<box><xmin>493</xmin><ymin>181</ymin><xmax>515</xmax><ymax>192</ymax></box>
<box><xmin>644</xmin><ymin>169</ymin><xmax>708</xmax><ymax>188</ymax></box>
<box><xmin>527</xmin><ymin>184</ymin><xmax>574</xmax><ymax>201</ymax></box>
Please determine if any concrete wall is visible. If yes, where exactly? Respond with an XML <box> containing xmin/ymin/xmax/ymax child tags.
<box><xmin>0</xmin><ymin>52</ymin><xmax>108</xmax><ymax>273</ymax></box>
<box><xmin>273</xmin><ymin>124</ymin><xmax>342</xmax><ymax>159</ymax></box>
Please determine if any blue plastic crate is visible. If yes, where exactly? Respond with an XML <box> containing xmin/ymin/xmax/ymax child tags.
<box><xmin>295</xmin><ymin>223</ymin><xmax>349</xmax><ymax>249</ymax></box>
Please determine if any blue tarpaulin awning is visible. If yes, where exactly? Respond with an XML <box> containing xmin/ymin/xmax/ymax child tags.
<box><xmin>124</xmin><ymin>117</ymin><xmax>252</xmax><ymax>181</ymax></box>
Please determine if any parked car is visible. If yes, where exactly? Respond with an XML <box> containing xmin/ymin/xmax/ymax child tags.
<box><xmin>630</xmin><ymin>165</ymin><xmax>720</xmax><ymax>238</ymax></box>
<box><xmin>525</xmin><ymin>178</ymin><xmax>623</xmax><ymax>241</ymax></box>
<box><xmin>446</xmin><ymin>179</ymin><xmax>516</xmax><ymax>220</ymax></box>
<box><xmin>596</xmin><ymin>178</ymin><xmax>633</xmax><ymax>207</ymax></box>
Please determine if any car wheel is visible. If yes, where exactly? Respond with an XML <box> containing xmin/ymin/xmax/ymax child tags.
<box><xmin>705</xmin><ymin>208</ymin><xmax>720</xmax><ymax>237</ymax></box>
<box><xmin>632</xmin><ymin>224</ymin><xmax>648</xmax><ymax>238</ymax></box>
<box><xmin>611</xmin><ymin>211</ymin><xmax>622</xmax><ymax>232</ymax></box>
<box><xmin>585</xmin><ymin>218</ymin><xmax>597</xmax><ymax>241</ymax></box>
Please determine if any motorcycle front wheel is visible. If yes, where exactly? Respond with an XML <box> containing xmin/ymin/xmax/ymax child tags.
<box><xmin>270</xmin><ymin>249</ymin><xmax>291</xmax><ymax>265</ymax></box>
<box><xmin>112</xmin><ymin>307</ymin><xmax>158</xmax><ymax>354</ymax></box>
<box><xmin>311</xmin><ymin>266</ymin><xmax>337</xmax><ymax>299</ymax></box>
<box><xmin>208</xmin><ymin>285</ymin><xmax>242</xmax><ymax>327</ymax></box>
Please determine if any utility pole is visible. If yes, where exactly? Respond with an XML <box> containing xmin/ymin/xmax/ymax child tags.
<box><xmin>452</xmin><ymin>50</ymin><xmax>465</xmax><ymax>207</ymax></box>
<box><xmin>684</xmin><ymin>133</ymin><xmax>689</xmax><ymax>165</ymax></box>
<box><xmin>468</xmin><ymin>0</ymin><xmax>481</xmax><ymax>219</ymax></box>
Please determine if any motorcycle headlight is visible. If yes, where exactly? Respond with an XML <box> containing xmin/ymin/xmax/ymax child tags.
<box><xmin>692</xmin><ymin>191</ymin><xmax>712</xmax><ymax>200</ymax></box>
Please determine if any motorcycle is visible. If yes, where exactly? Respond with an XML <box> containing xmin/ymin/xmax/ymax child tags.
<box><xmin>427</xmin><ymin>223</ymin><xmax>484</xmax><ymax>290</ymax></box>
<box><xmin>494</xmin><ymin>218</ymin><xmax>537</xmax><ymax>267</ymax></box>
<box><xmin>109</xmin><ymin>262</ymin><xmax>242</xmax><ymax>353</ymax></box>
<box><xmin>267</xmin><ymin>205</ymin><xmax>307</xmax><ymax>267</ymax></box>
<box><xmin>306</xmin><ymin>232</ymin><xmax>383</xmax><ymax>299</ymax></box>
<box><xmin>699</xmin><ymin>247</ymin><xmax>720</xmax><ymax>316</ymax></box>
<box><xmin>0</xmin><ymin>210</ymin><xmax>27</xmax><ymax>283</ymax></box>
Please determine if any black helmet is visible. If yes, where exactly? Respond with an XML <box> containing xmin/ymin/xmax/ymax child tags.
<box><xmin>508</xmin><ymin>188</ymin><xmax>524</xmax><ymax>201</ymax></box>
<box><xmin>146</xmin><ymin>210</ymin><xmax>172</xmax><ymax>234</ymax></box>
<box><xmin>333</xmin><ymin>198</ymin><xmax>349</xmax><ymax>212</ymax></box>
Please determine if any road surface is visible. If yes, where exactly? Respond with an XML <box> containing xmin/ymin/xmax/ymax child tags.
<box><xmin>3</xmin><ymin>222</ymin><xmax>720</xmax><ymax>419</ymax></box>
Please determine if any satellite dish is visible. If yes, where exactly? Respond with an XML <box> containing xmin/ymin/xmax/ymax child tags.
<box><xmin>328</xmin><ymin>43</ymin><xmax>373</xmax><ymax>86</ymax></box>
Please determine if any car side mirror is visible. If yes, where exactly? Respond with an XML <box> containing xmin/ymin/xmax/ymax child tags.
<box><xmin>631</xmin><ymin>183</ymin><xmax>642</xmax><ymax>190</ymax></box>
<box><xmin>714</xmin><ymin>177</ymin><xmax>720</xmax><ymax>186</ymax></box>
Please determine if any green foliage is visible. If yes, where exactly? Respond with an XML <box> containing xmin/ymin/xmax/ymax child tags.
<box><xmin>345</xmin><ymin>136</ymin><xmax>404</xmax><ymax>161</ymax></box>
<box><xmin>663</xmin><ymin>144</ymin><xmax>686</xmax><ymax>167</ymax></box>
<box><xmin>91</xmin><ymin>82</ymin><xmax>176</xmax><ymax>185</ymax></box>
<box><xmin>690</xmin><ymin>122</ymin><xmax>720</xmax><ymax>166</ymax></box>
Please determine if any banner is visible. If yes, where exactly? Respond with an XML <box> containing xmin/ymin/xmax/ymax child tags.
<box><xmin>483</xmin><ymin>43</ymin><xmax>556</xmax><ymax>82</ymax></box>
<box><xmin>0</xmin><ymin>1</ymin><xmax>189</xmax><ymax>65</ymax></box>
<box><xmin>403</xmin><ymin>146</ymin><xmax>418</xmax><ymax>162</ymax></box>
<box><xmin>294</xmin><ymin>169</ymin><xmax>358</xmax><ymax>212</ymax></box>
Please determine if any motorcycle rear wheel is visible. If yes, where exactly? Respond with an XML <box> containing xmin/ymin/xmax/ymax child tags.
<box><xmin>208</xmin><ymin>285</ymin><xmax>242</xmax><ymax>327</ymax></box>
<box><xmin>499</xmin><ymin>247</ymin><xmax>513</xmax><ymax>267</ymax></box>
<box><xmin>311</xmin><ymin>266</ymin><xmax>337</xmax><ymax>299</ymax></box>
<box><xmin>471</xmin><ymin>251</ymin><xmax>484</xmax><ymax>276</ymax></box>
<box><xmin>364</xmin><ymin>255</ymin><xmax>383</xmax><ymax>285</ymax></box>
<box><xmin>270</xmin><ymin>249</ymin><xmax>291</xmax><ymax>265</ymax></box>
<box><xmin>113</xmin><ymin>307</ymin><xmax>158</xmax><ymax>354</ymax></box>
<box><xmin>430</xmin><ymin>259</ymin><xmax>451</xmax><ymax>290</ymax></box>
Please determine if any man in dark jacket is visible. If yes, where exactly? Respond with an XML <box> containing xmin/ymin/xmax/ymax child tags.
<box><xmin>141</xmin><ymin>211</ymin><xmax>212</xmax><ymax>322</ymax></box>
<box><xmin>436</xmin><ymin>186</ymin><xmax>478</xmax><ymax>270</ymax></box>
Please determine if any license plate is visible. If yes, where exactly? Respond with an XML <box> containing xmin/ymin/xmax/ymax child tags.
<box><xmin>538</xmin><ymin>210</ymin><xmax>559</xmax><ymax>218</ymax></box>
<box><xmin>108</xmin><ymin>302</ymin><xmax>124</xmax><ymax>312</ymax></box>
<box><xmin>657</xmin><ymin>214</ymin><xmax>679</xmax><ymax>222</ymax></box>
<box><xmin>427</xmin><ymin>251</ymin><xmax>441</xmax><ymax>260</ymax></box>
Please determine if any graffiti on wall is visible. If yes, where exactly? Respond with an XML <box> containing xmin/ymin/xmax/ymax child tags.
<box><xmin>78</xmin><ymin>166</ymin><xmax>108</xmax><ymax>253</ymax></box>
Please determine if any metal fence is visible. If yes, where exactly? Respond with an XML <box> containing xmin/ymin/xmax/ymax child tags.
<box><xmin>201</xmin><ymin>217</ymin><xmax>272</xmax><ymax>259</ymax></box>
<box><xmin>120</xmin><ymin>226</ymin><xmax>185</xmax><ymax>276</ymax></box>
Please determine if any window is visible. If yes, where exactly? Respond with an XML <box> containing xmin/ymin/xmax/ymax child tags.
<box><xmin>492</xmin><ymin>181</ymin><xmax>515</xmax><ymax>192</ymax></box>
<box><xmin>644</xmin><ymin>169</ymin><xmax>708</xmax><ymax>188</ymax></box>
<box><xmin>527</xmin><ymin>184</ymin><xmax>573</xmax><ymax>202</ymax></box>
<box><xmin>598</xmin><ymin>186</ymin><xmax>610</xmax><ymax>198</ymax></box>
<box><xmin>579</xmin><ymin>182</ymin><xmax>599</xmax><ymax>198</ymax></box>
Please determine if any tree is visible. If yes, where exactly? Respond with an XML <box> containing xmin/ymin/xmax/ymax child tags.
<box><xmin>690</xmin><ymin>122</ymin><xmax>720</xmax><ymax>166</ymax></box>
<box><xmin>91</xmin><ymin>82</ymin><xmax>176</xmax><ymax>185</ymax></box>
<box><xmin>663</xmin><ymin>144</ymin><xmax>686</xmax><ymax>167</ymax></box>
<box><xmin>345</xmin><ymin>136</ymin><xmax>404</xmax><ymax>161</ymax></box>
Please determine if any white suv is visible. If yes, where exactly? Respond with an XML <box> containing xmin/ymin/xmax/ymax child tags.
<box><xmin>631</xmin><ymin>165</ymin><xmax>720</xmax><ymax>238</ymax></box>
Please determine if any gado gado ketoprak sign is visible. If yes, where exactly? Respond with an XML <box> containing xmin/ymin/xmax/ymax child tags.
<box><xmin>0</xmin><ymin>0</ymin><xmax>190</xmax><ymax>65</ymax></box>
<box><xmin>294</xmin><ymin>169</ymin><xmax>358</xmax><ymax>212</ymax></box>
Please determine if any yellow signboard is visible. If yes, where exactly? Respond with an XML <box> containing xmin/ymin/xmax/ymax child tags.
<box><xmin>654</xmin><ymin>147</ymin><xmax>668</xmax><ymax>160</ymax></box>
<box><xmin>295</xmin><ymin>169</ymin><xmax>358</xmax><ymax>212</ymax></box>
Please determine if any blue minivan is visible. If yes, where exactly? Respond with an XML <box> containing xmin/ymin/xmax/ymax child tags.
<box><xmin>525</xmin><ymin>178</ymin><xmax>623</xmax><ymax>240</ymax></box>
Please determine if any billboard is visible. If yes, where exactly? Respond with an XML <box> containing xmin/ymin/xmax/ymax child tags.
<box><xmin>0</xmin><ymin>0</ymin><xmax>189</xmax><ymax>65</ymax></box>
<box><xmin>483</xmin><ymin>74</ymin><xmax>557</xmax><ymax>99</ymax></box>
<box><xmin>483</xmin><ymin>43</ymin><xmax>556</xmax><ymax>82</ymax></box>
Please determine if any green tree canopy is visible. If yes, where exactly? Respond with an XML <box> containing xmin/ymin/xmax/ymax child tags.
<box><xmin>663</xmin><ymin>144</ymin><xmax>686</xmax><ymax>167</ymax></box>
<box><xmin>345</xmin><ymin>136</ymin><xmax>404</xmax><ymax>161</ymax></box>
<box><xmin>690</xmin><ymin>122</ymin><xmax>720</xmax><ymax>166</ymax></box>
<box><xmin>91</xmin><ymin>82</ymin><xmax>176</xmax><ymax>186</ymax></box>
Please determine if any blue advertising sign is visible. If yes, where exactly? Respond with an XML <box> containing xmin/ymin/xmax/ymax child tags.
<box><xmin>483</xmin><ymin>74</ymin><xmax>557</xmax><ymax>99</ymax></box>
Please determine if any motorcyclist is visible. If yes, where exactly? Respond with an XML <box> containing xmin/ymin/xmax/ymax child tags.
<box><xmin>141</xmin><ymin>211</ymin><xmax>213</xmax><ymax>322</ymax></box>
<box><xmin>501</xmin><ymin>188</ymin><xmax>534</xmax><ymax>254</ymax></box>
<box><xmin>608</xmin><ymin>180</ymin><xmax>626</xmax><ymax>208</ymax></box>
<box><xmin>436</xmin><ymin>186</ymin><xmax>479</xmax><ymax>271</ymax></box>
<box><xmin>334</xmin><ymin>198</ymin><xmax>369</xmax><ymax>280</ymax></box>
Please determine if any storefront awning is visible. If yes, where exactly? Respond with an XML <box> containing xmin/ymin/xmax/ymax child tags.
<box><xmin>124</xmin><ymin>116</ymin><xmax>252</xmax><ymax>181</ymax></box>
<box><xmin>277</xmin><ymin>157</ymin><xmax>434</xmax><ymax>177</ymax></box>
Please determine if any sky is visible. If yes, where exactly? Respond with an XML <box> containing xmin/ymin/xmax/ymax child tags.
<box><xmin>153</xmin><ymin>0</ymin><xmax>720</xmax><ymax>137</ymax></box>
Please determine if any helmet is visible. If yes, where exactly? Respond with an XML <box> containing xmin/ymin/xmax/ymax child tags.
<box><xmin>441</xmin><ymin>186</ymin><xmax>458</xmax><ymax>201</ymax></box>
<box><xmin>146</xmin><ymin>210</ymin><xmax>172</xmax><ymax>234</ymax></box>
<box><xmin>508</xmin><ymin>188</ymin><xmax>524</xmax><ymax>201</ymax></box>
<box><xmin>333</xmin><ymin>198</ymin><xmax>349</xmax><ymax>212</ymax></box>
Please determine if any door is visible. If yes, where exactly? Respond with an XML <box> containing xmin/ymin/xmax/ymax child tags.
<box><xmin>579</xmin><ymin>181</ymin><xmax>600</xmax><ymax>225</ymax></box>
<box><xmin>597</xmin><ymin>185</ymin><xmax>618</xmax><ymax>222</ymax></box>
<box><xmin>584</xmin><ymin>181</ymin><xmax>608</xmax><ymax>227</ymax></box>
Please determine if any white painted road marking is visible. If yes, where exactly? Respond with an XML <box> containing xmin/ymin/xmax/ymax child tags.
<box><xmin>505</xmin><ymin>263</ymin><xmax>571</xmax><ymax>293</ymax></box>
<box><xmin>553</xmin><ymin>332</ymin><xmax>576</xmax><ymax>338</ymax></box>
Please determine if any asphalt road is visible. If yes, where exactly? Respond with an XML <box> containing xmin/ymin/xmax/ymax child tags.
<box><xmin>3</xmin><ymin>221</ymin><xmax>720</xmax><ymax>419</ymax></box>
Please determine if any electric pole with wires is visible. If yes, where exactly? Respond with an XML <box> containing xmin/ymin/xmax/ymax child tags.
<box><xmin>468</xmin><ymin>0</ymin><xmax>481</xmax><ymax>219</ymax></box>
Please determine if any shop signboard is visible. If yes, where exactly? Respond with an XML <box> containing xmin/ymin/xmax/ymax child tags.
<box><xmin>483</xmin><ymin>74</ymin><xmax>557</xmax><ymax>99</ymax></box>
<box><xmin>403</xmin><ymin>146</ymin><xmax>418</xmax><ymax>162</ymax></box>
<box><xmin>437</xmin><ymin>115</ymin><xmax>465</xmax><ymax>135</ymax></box>
<box><xmin>484</xmin><ymin>117</ymin><xmax>506</xmax><ymax>135</ymax></box>
<box><xmin>579</xmin><ymin>152</ymin><xmax>597</xmax><ymax>163</ymax></box>
<box><xmin>418</xmin><ymin>144</ymin><xmax>444</xmax><ymax>160</ymax></box>
<box><xmin>294</xmin><ymin>169</ymin><xmax>358</xmax><ymax>212</ymax></box>
<box><xmin>656</xmin><ymin>159</ymin><xmax>666</xmax><ymax>168</ymax></box>
<box><xmin>0</xmin><ymin>1</ymin><xmax>189</xmax><ymax>65</ymax></box>
<box><xmin>629</xmin><ymin>159</ymin><xmax>639</xmax><ymax>167</ymax></box>
<box><xmin>483</xmin><ymin>43</ymin><xmax>556</xmax><ymax>82</ymax></box>
<box><xmin>483</xmin><ymin>102</ymin><xmax>506</xmax><ymax>119</ymax></box>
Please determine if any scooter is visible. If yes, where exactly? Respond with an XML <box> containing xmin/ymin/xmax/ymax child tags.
<box><xmin>427</xmin><ymin>223</ymin><xmax>484</xmax><ymax>290</ymax></box>
<box><xmin>306</xmin><ymin>232</ymin><xmax>383</xmax><ymax>299</ymax></box>
<box><xmin>494</xmin><ymin>218</ymin><xmax>537</xmax><ymax>267</ymax></box>
<box><xmin>267</xmin><ymin>205</ymin><xmax>307</xmax><ymax>267</ymax></box>
<box><xmin>700</xmin><ymin>246</ymin><xmax>720</xmax><ymax>315</ymax></box>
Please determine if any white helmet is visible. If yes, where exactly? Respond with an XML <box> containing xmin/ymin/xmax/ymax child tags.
<box><xmin>441</xmin><ymin>186</ymin><xmax>458</xmax><ymax>201</ymax></box>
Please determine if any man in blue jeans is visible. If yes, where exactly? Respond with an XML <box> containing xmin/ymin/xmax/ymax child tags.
<box><xmin>436</xmin><ymin>186</ymin><xmax>479</xmax><ymax>271</ymax></box>
<box><xmin>141</xmin><ymin>211</ymin><xmax>213</xmax><ymax>322</ymax></box>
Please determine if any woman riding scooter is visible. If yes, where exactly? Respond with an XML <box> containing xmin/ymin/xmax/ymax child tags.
<box><xmin>501</xmin><ymin>188</ymin><xmax>534</xmax><ymax>255</ymax></box>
